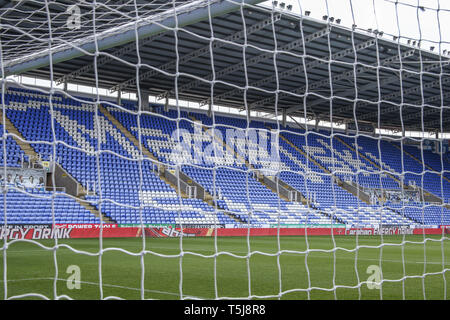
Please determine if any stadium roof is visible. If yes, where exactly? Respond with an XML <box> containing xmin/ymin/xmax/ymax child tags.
<box><xmin>1</xmin><ymin>0</ymin><xmax>449</xmax><ymax>133</ymax></box>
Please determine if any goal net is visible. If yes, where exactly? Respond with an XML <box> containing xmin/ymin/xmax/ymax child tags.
<box><xmin>0</xmin><ymin>0</ymin><xmax>449</xmax><ymax>300</ymax></box>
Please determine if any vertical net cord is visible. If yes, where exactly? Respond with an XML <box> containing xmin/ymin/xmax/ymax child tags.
<box><xmin>91</xmin><ymin>0</ymin><xmax>105</xmax><ymax>300</ymax></box>
<box><xmin>0</xmin><ymin>14</ymin><xmax>7</xmax><ymax>299</ymax></box>
<box><xmin>131</xmin><ymin>0</ymin><xmax>147</xmax><ymax>301</ymax></box>
<box><xmin>212</xmin><ymin>158</ymin><xmax>218</xmax><ymax>300</ymax></box>
<box><xmin>171</xmin><ymin>0</ymin><xmax>185</xmax><ymax>300</ymax></box>
<box><xmin>43</xmin><ymin>0</ymin><xmax>60</xmax><ymax>300</ymax></box>
<box><xmin>436</xmin><ymin>0</ymin><xmax>448</xmax><ymax>300</ymax></box>
<box><xmin>90</xmin><ymin>0</ymin><xmax>112</xmax><ymax>300</ymax></box>
<box><xmin>293</xmin><ymin>1</ymin><xmax>312</xmax><ymax>299</ymax></box>
<box><xmin>393</xmin><ymin>0</ymin><xmax>407</xmax><ymax>301</ymax></box>
<box><xmin>206</xmin><ymin>0</ymin><xmax>219</xmax><ymax>301</ymax></box>
<box><xmin>91</xmin><ymin>0</ymin><xmax>104</xmax><ymax>299</ymax></box>
<box><xmin>347</xmin><ymin>0</ymin><xmax>363</xmax><ymax>300</ymax></box>
<box><xmin>414</xmin><ymin>1</ymin><xmax>427</xmax><ymax>300</ymax></box>
<box><xmin>93</xmin><ymin>93</ymin><xmax>103</xmax><ymax>298</ymax></box>
<box><xmin>371</xmin><ymin>0</ymin><xmax>386</xmax><ymax>300</ymax></box>
<box><xmin>322</xmin><ymin>0</ymin><xmax>339</xmax><ymax>300</ymax></box>
<box><xmin>267</xmin><ymin>4</ymin><xmax>283</xmax><ymax>300</ymax></box>
<box><xmin>236</xmin><ymin>0</ymin><xmax>253</xmax><ymax>300</ymax></box>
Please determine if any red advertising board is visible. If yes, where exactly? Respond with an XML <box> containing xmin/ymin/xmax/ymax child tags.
<box><xmin>0</xmin><ymin>224</ymin><xmax>445</xmax><ymax>240</ymax></box>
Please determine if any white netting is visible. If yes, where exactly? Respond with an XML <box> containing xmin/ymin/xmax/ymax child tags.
<box><xmin>0</xmin><ymin>0</ymin><xmax>449</xmax><ymax>301</ymax></box>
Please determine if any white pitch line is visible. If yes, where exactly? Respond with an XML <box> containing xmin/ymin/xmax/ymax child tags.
<box><xmin>0</xmin><ymin>277</ymin><xmax>195</xmax><ymax>299</ymax></box>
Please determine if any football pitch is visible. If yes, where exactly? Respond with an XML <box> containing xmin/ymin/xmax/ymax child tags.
<box><xmin>0</xmin><ymin>234</ymin><xmax>449</xmax><ymax>300</ymax></box>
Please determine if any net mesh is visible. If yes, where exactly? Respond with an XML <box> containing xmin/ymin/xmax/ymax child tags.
<box><xmin>0</xmin><ymin>0</ymin><xmax>449</xmax><ymax>300</ymax></box>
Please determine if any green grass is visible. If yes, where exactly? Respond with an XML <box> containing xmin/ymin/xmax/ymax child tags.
<box><xmin>0</xmin><ymin>234</ymin><xmax>449</xmax><ymax>300</ymax></box>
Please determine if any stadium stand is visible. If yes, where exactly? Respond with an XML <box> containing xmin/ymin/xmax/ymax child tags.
<box><xmin>1</xmin><ymin>86</ymin><xmax>449</xmax><ymax>226</ymax></box>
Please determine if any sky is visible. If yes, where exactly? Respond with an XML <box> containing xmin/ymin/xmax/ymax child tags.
<box><xmin>261</xmin><ymin>0</ymin><xmax>450</xmax><ymax>54</ymax></box>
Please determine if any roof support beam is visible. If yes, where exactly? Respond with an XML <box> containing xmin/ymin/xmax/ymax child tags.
<box><xmin>356</xmin><ymin>90</ymin><xmax>450</xmax><ymax>122</ymax></box>
<box><xmin>116</xmin><ymin>90</ymin><xmax>122</xmax><ymax>105</ymax></box>
<box><xmin>139</xmin><ymin>89</ymin><xmax>150</xmax><ymax>111</ymax></box>
<box><xmin>55</xmin><ymin>33</ymin><xmax>165</xmax><ymax>85</ymax></box>
<box><xmin>3</xmin><ymin>0</ymin><xmax>266</xmax><ymax>77</ymax></box>
<box><xmin>346</xmin><ymin>75</ymin><xmax>450</xmax><ymax>125</ymax></box>
<box><xmin>155</xmin><ymin>25</ymin><xmax>331</xmax><ymax>101</ymax></box>
<box><xmin>420</xmin><ymin>111</ymin><xmax>450</xmax><ymax>129</ymax></box>
<box><xmin>314</xmin><ymin>56</ymin><xmax>450</xmax><ymax>118</ymax></box>
<box><xmin>200</xmin><ymin>37</ymin><xmax>376</xmax><ymax>107</ymax></box>
<box><xmin>256</xmin><ymin>48</ymin><xmax>416</xmax><ymax>114</ymax></box>
<box><xmin>282</xmin><ymin>108</ymin><xmax>287</xmax><ymax>127</ymax></box>
<box><xmin>110</xmin><ymin>13</ymin><xmax>282</xmax><ymax>93</ymax></box>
